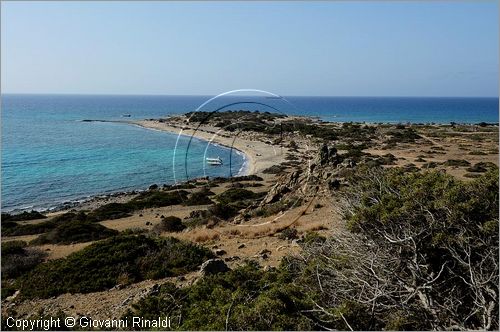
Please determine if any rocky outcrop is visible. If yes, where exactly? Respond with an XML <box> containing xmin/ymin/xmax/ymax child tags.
<box><xmin>200</xmin><ymin>259</ymin><xmax>230</xmax><ymax>276</ymax></box>
<box><xmin>262</xmin><ymin>170</ymin><xmax>302</xmax><ymax>205</ymax></box>
<box><xmin>316</xmin><ymin>144</ymin><xmax>342</xmax><ymax>167</ymax></box>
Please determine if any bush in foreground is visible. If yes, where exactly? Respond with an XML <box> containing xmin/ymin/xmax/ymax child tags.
<box><xmin>123</xmin><ymin>262</ymin><xmax>313</xmax><ymax>330</ymax></box>
<box><xmin>2</xmin><ymin>241</ymin><xmax>47</xmax><ymax>299</ymax></box>
<box><xmin>2</xmin><ymin>241</ymin><xmax>47</xmax><ymax>279</ymax></box>
<box><xmin>334</xmin><ymin>167</ymin><xmax>499</xmax><ymax>330</ymax></box>
<box><xmin>18</xmin><ymin>234</ymin><xmax>213</xmax><ymax>299</ymax></box>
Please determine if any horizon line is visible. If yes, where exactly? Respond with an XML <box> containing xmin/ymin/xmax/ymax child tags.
<box><xmin>2</xmin><ymin>92</ymin><xmax>499</xmax><ymax>99</ymax></box>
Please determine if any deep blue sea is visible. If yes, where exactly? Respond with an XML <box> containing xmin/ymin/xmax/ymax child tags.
<box><xmin>1</xmin><ymin>94</ymin><xmax>498</xmax><ymax>212</ymax></box>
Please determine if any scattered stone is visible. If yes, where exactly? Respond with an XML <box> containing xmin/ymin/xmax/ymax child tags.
<box><xmin>225</xmin><ymin>256</ymin><xmax>240</xmax><ymax>262</ymax></box>
<box><xmin>121</xmin><ymin>296</ymin><xmax>132</xmax><ymax>306</ymax></box>
<box><xmin>259</xmin><ymin>249</ymin><xmax>271</xmax><ymax>256</ymax></box>
<box><xmin>149</xmin><ymin>284</ymin><xmax>160</xmax><ymax>296</ymax></box>
<box><xmin>5</xmin><ymin>290</ymin><xmax>19</xmax><ymax>302</ymax></box>
<box><xmin>215</xmin><ymin>249</ymin><xmax>227</xmax><ymax>256</ymax></box>
<box><xmin>237</xmin><ymin>243</ymin><xmax>246</xmax><ymax>249</ymax></box>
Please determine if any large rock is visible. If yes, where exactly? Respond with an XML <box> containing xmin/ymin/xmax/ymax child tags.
<box><xmin>262</xmin><ymin>170</ymin><xmax>302</xmax><ymax>205</ymax></box>
<box><xmin>316</xmin><ymin>144</ymin><xmax>341</xmax><ymax>166</ymax></box>
<box><xmin>318</xmin><ymin>144</ymin><xmax>330</xmax><ymax>165</ymax></box>
<box><xmin>200</xmin><ymin>258</ymin><xmax>230</xmax><ymax>276</ymax></box>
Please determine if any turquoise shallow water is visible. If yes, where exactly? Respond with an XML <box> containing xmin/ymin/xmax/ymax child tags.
<box><xmin>1</xmin><ymin>95</ymin><xmax>248</xmax><ymax>211</ymax></box>
<box><xmin>1</xmin><ymin>94</ymin><xmax>498</xmax><ymax>212</ymax></box>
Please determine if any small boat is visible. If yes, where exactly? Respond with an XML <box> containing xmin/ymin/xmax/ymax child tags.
<box><xmin>122</xmin><ymin>114</ymin><xmax>131</xmax><ymax>117</ymax></box>
<box><xmin>206</xmin><ymin>157</ymin><xmax>223</xmax><ymax>165</ymax></box>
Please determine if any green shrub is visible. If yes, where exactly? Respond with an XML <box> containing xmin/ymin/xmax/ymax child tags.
<box><xmin>154</xmin><ymin>216</ymin><xmax>186</xmax><ymax>233</ymax></box>
<box><xmin>131</xmin><ymin>190</ymin><xmax>188</xmax><ymax>208</ymax></box>
<box><xmin>2</xmin><ymin>219</ymin><xmax>56</xmax><ymax>237</ymax></box>
<box><xmin>1</xmin><ymin>210</ymin><xmax>47</xmax><ymax>222</ymax></box>
<box><xmin>2</xmin><ymin>241</ymin><xmax>47</xmax><ymax>299</ymax></box>
<box><xmin>466</xmin><ymin>162</ymin><xmax>497</xmax><ymax>173</ymax></box>
<box><xmin>208</xmin><ymin>203</ymin><xmax>238</xmax><ymax>220</ymax></box>
<box><xmin>90</xmin><ymin>202</ymin><xmax>134</xmax><ymax>221</ymax></box>
<box><xmin>90</xmin><ymin>190</ymin><xmax>189</xmax><ymax>221</ymax></box>
<box><xmin>386</xmin><ymin>128</ymin><xmax>421</xmax><ymax>143</ymax></box>
<box><xmin>422</xmin><ymin>161</ymin><xmax>439</xmax><ymax>169</ymax></box>
<box><xmin>469</xmin><ymin>150</ymin><xmax>487</xmax><ymax>155</ymax></box>
<box><xmin>184</xmin><ymin>188</ymin><xmax>214</xmax><ymax>206</ymax></box>
<box><xmin>443</xmin><ymin>159</ymin><xmax>471</xmax><ymax>167</ymax></box>
<box><xmin>2</xmin><ymin>212</ymin><xmax>96</xmax><ymax>237</ymax></box>
<box><xmin>339</xmin><ymin>167</ymin><xmax>499</xmax><ymax>330</ymax></box>
<box><xmin>300</xmin><ymin>231</ymin><xmax>326</xmax><ymax>245</ymax></box>
<box><xmin>18</xmin><ymin>235</ymin><xmax>213</xmax><ymax>299</ymax></box>
<box><xmin>123</xmin><ymin>263</ymin><xmax>313</xmax><ymax>330</ymax></box>
<box><xmin>215</xmin><ymin>188</ymin><xmax>264</xmax><ymax>205</ymax></box>
<box><xmin>1</xmin><ymin>241</ymin><xmax>47</xmax><ymax>279</ymax></box>
<box><xmin>31</xmin><ymin>220</ymin><xmax>118</xmax><ymax>245</ymax></box>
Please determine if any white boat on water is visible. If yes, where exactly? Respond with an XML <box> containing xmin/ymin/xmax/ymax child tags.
<box><xmin>206</xmin><ymin>156</ymin><xmax>223</xmax><ymax>165</ymax></box>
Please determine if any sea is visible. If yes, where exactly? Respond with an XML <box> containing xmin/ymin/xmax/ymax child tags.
<box><xmin>1</xmin><ymin>94</ymin><xmax>498</xmax><ymax>212</ymax></box>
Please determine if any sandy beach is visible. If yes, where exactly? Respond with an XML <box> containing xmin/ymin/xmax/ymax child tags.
<box><xmin>133</xmin><ymin>119</ymin><xmax>289</xmax><ymax>176</ymax></box>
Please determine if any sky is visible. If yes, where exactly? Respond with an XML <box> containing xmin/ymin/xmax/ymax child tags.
<box><xmin>1</xmin><ymin>1</ymin><xmax>498</xmax><ymax>97</ymax></box>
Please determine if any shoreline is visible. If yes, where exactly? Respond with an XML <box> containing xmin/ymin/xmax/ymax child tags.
<box><xmin>132</xmin><ymin>121</ymin><xmax>257</xmax><ymax>175</ymax></box>
<box><xmin>2</xmin><ymin>118</ymin><xmax>285</xmax><ymax>214</ymax></box>
<box><xmin>132</xmin><ymin>119</ymin><xmax>288</xmax><ymax>176</ymax></box>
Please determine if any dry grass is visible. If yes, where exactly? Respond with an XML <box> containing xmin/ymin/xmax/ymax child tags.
<box><xmin>188</xmin><ymin>230</ymin><xmax>220</xmax><ymax>243</ymax></box>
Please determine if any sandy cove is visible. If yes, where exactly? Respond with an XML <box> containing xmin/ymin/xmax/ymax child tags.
<box><xmin>133</xmin><ymin>119</ymin><xmax>288</xmax><ymax>175</ymax></box>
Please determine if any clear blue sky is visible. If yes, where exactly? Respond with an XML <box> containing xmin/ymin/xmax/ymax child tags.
<box><xmin>1</xmin><ymin>1</ymin><xmax>498</xmax><ymax>97</ymax></box>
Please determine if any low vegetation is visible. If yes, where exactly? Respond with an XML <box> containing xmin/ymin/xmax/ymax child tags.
<box><xmin>1</xmin><ymin>211</ymin><xmax>85</xmax><ymax>236</ymax></box>
<box><xmin>442</xmin><ymin>159</ymin><xmax>471</xmax><ymax>167</ymax></box>
<box><xmin>123</xmin><ymin>262</ymin><xmax>313</xmax><ymax>330</ymax></box>
<box><xmin>31</xmin><ymin>220</ymin><xmax>118</xmax><ymax>245</ymax></box>
<box><xmin>184</xmin><ymin>188</ymin><xmax>215</xmax><ymax>206</ymax></box>
<box><xmin>17</xmin><ymin>234</ymin><xmax>213</xmax><ymax>299</ymax></box>
<box><xmin>154</xmin><ymin>216</ymin><xmax>186</xmax><ymax>233</ymax></box>
<box><xmin>2</xmin><ymin>241</ymin><xmax>47</xmax><ymax>299</ymax></box>
<box><xmin>90</xmin><ymin>190</ymin><xmax>189</xmax><ymax>220</ymax></box>
<box><xmin>1</xmin><ymin>210</ymin><xmax>47</xmax><ymax>222</ymax></box>
<box><xmin>385</xmin><ymin>127</ymin><xmax>421</xmax><ymax>143</ymax></box>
